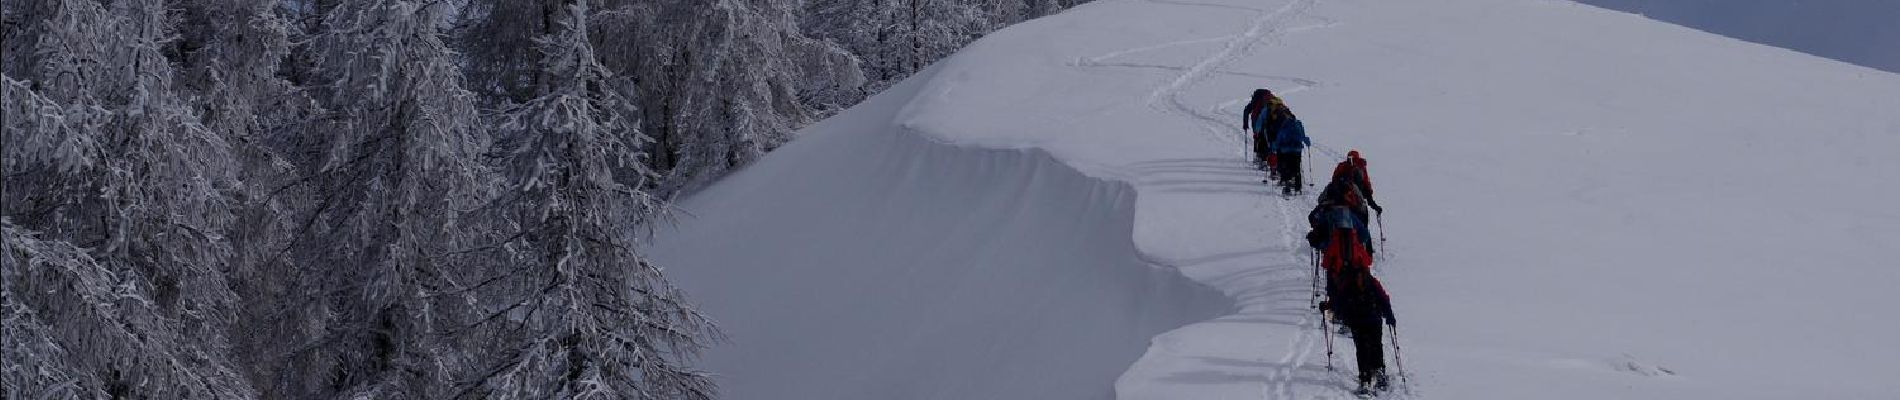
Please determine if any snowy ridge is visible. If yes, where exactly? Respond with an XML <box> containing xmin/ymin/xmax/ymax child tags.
<box><xmin>657</xmin><ymin>0</ymin><xmax>1900</xmax><ymax>398</ymax></box>
<box><xmin>651</xmin><ymin>70</ymin><xmax>1229</xmax><ymax>399</ymax></box>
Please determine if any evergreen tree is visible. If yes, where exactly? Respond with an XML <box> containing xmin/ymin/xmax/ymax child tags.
<box><xmin>2</xmin><ymin>0</ymin><xmax>251</xmax><ymax>397</ymax></box>
<box><xmin>260</xmin><ymin>0</ymin><xmax>488</xmax><ymax>397</ymax></box>
<box><xmin>453</xmin><ymin>0</ymin><xmax>720</xmax><ymax>397</ymax></box>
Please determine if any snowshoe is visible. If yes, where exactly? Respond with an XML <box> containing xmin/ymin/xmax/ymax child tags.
<box><xmin>1353</xmin><ymin>377</ymin><xmax>1390</xmax><ymax>399</ymax></box>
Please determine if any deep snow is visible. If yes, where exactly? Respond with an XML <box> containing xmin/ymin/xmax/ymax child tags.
<box><xmin>653</xmin><ymin>0</ymin><xmax>1900</xmax><ymax>398</ymax></box>
<box><xmin>649</xmin><ymin>72</ymin><xmax>1230</xmax><ymax>399</ymax></box>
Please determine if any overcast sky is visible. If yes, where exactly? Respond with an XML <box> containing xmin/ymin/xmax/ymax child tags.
<box><xmin>1572</xmin><ymin>0</ymin><xmax>1900</xmax><ymax>74</ymax></box>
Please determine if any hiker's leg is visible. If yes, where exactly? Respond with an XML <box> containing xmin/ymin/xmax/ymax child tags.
<box><xmin>1353</xmin><ymin>321</ymin><xmax>1386</xmax><ymax>386</ymax></box>
<box><xmin>1285</xmin><ymin>153</ymin><xmax>1299</xmax><ymax>181</ymax></box>
<box><xmin>1286</xmin><ymin>152</ymin><xmax>1304</xmax><ymax>190</ymax></box>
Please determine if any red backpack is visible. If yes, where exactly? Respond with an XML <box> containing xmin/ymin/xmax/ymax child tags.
<box><xmin>1323</xmin><ymin>228</ymin><xmax>1373</xmax><ymax>277</ymax></box>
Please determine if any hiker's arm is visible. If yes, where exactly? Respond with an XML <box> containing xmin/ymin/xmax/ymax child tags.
<box><xmin>1299</xmin><ymin>122</ymin><xmax>1311</xmax><ymax>145</ymax></box>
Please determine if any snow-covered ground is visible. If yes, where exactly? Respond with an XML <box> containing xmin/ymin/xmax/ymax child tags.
<box><xmin>652</xmin><ymin>0</ymin><xmax>1900</xmax><ymax>399</ymax></box>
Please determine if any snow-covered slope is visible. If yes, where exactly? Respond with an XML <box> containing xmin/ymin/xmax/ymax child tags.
<box><xmin>652</xmin><ymin>0</ymin><xmax>1900</xmax><ymax>399</ymax></box>
<box><xmin>649</xmin><ymin>71</ymin><xmax>1230</xmax><ymax>399</ymax></box>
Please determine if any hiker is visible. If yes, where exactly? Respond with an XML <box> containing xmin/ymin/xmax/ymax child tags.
<box><xmin>1267</xmin><ymin>106</ymin><xmax>1309</xmax><ymax>194</ymax></box>
<box><xmin>1323</xmin><ymin>263</ymin><xmax>1397</xmax><ymax>395</ymax></box>
<box><xmin>1331</xmin><ymin>150</ymin><xmax>1384</xmax><ymax>218</ymax></box>
<box><xmin>1308</xmin><ymin>200</ymin><xmax>1372</xmax><ymax>274</ymax></box>
<box><xmin>1243</xmin><ymin>89</ymin><xmax>1284</xmax><ymax>170</ymax></box>
<box><xmin>1315</xmin><ymin>178</ymin><xmax>1375</xmax><ymax>254</ymax></box>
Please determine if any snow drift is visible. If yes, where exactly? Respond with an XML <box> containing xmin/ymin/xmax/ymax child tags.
<box><xmin>655</xmin><ymin>0</ymin><xmax>1900</xmax><ymax>399</ymax></box>
<box><xmin>649</xmin><ymin>72</ymin><xmax>1229</xmax><ymax>399</ymax></box>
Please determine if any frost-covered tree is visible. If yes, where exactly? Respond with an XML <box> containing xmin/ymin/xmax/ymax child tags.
<box><xmin>1</xmin><ymin>0</ymin><xmax>251</xmax><ymax>397</ymax></box>
<box><xmin>458</xmin><ymin>0</ymin><xmax>1087</xmax><ymax>196</ymax></box>
<box><xmin>461</xmin><ymin>0</ymin><xmax>726</xmax><ymax>396</ymax></box>
<box><xmin>160</xmin><ymin>2</ymin><xmax>324</xmax><ymax>389</ymax></box>
<box><xmin>449</xmin><ymin>2</ymin><xmax>721</xmax><ymax>397</ymax></box>
<box><xmin>1</xmin><ymin>222</ymin><xmax>253</xmax><ymax>399</ymax></box>
<box><xmin>254</xmin><ymin>0</ymin><xmax>489</xmax><ymax>397</ymax></box>
<box><xmin>585</xmin><ymin>0</ymin><xmax>862</xmax><ymax>195</ymax></box>
<box><xmin>802</xmin><ymin>0</ymin><xmax>1083</xmax><ymax>93</ymax></box>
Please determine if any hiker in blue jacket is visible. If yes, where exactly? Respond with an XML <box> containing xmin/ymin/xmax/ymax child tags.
<box><xmin>1245</xmin><ymin>89</ymin><xmax>1288</xmax><ymax>171</ymax></box>
<box><xmin>1268</xmin><ymin>107</ymin><xmax>1310</xmax><ymax>195</ymax></box>
<box><xmin>1243</xmin><ymin>89</ymin><xmax>1276</xmax><ymax>168</ymax></box>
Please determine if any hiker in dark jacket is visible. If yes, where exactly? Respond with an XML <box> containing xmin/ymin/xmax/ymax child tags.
<box><xmin>1267</xmin><ymin>107</ymin><xmax>1309</xmax><ymax>195</ymax></box>
<box><xmin>1316</xmin><ymin>178</ymin><xmax>1375</xmax><ymax>254</ymax></box>
<box><xmin>1322</xmin><ymin>262</ymin><xmax>1397</xmax><ymax>394</ymax></box>
<box><xmin>1242</xmin><ymin>89</ymin><xmax>1282</xmax><ymax>169</ymax></box>
<box><xmin>1330</xmin><ymin>150</ymin><xmax>1384</xmax><ymax>217</ymax></box>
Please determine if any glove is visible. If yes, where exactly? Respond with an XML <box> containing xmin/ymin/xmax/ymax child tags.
<box><xmin>1317</xmin><ymin>300</ymin><xmax>1331</xmax><ymax>312</ymax></box>
<box><xmin>1371</xmin><ymin>204</ymin><xmax>1384</xmax><ymax>215</ymax></box>
<box><xmin>1384</xmin><ymin>314</ymin><xmax>1397</xmax><ymax>326</ymax></box>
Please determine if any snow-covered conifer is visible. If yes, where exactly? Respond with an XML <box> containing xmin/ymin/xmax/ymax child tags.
<box><xmin>257</xmin><ymin>0</ymin><xmax>489</xmax><ymax>397</ymax></box>
<box><xmin>2</xmin><ymin>0</ymin><xmax>251</xmax><ymax>397</ymax></box>
<box><xmin>450</xmin><ymin>0</ymin><xmax>720</xmax><ymax>397</ymax></box>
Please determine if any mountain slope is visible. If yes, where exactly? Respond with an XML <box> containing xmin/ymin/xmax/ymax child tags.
<box><xmin>652</xmin><ymin>0</ymin><xmax>1900</xmax><ymax>398</ymax></box>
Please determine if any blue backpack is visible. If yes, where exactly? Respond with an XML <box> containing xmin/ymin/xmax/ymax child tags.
<box><xmin>1306</xmin><ymin>205</ymin><xmax>1360</xmax><ymax>249</ymax></box>
<box><xmin>1272</xmin><ymin>118</ymin><xmax>1309</xmax><ymax>153</ymax></box>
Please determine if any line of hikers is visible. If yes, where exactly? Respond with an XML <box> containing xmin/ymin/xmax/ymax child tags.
<box><xmin>1244</xmin><ymin>89</ymin><xmax>1401</xmax><ymax>397</ymax></box>
<box><xmin>1242</xmin><ymin>89</ymin><xmax>1311</xmax><ymax>195</ymax></box>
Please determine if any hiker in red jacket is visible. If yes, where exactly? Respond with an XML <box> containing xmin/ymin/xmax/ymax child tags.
<box><xmin>1321</xmin><ymin>226</ymin><xmax>1373</xmax><ymax>277</ymax></box>
<box><xmin>1331</xmin><ymin>150</ymin><xmax>1384</xmax><ymax>217</ymax></box>
<box><xmin>1323</xmin><ymin>263</ymin><xmax>1397</xmax><ymax>395</ymax></box>
<box><xmin>1310</xmin><ymin>176</ymin><xmax>1399</xmax><ymax>396</ymax></box>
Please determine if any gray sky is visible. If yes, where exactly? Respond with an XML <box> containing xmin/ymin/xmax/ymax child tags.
<box><xmin>1572</xmin><ymin>0</ymin><xmax>1900</xmax><ymax>74</ymax></box>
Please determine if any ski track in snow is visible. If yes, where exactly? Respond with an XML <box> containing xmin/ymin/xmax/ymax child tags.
<box><xmin>1146</xmin><ymin>0</ymin><xmax>1320</xmax><ymax>152</ymax></box>
<box><xmin>1086</xmin><ymin>0</ymin><xmax>1424</xmax><ymax>398</ymax></box>
<box><xmin>1076</xmin><ymin>0</ymin><xmax>1379</xmax><ymax>399</ymax></box>
<box><xmin>1075</xmin><ymin>0</ymin><xmax>1333</xmax><ymax>157</ymax></box>
<box><xmin>1160</xmin><ymin>0</ymin><xmax>1339</xmax><ymax>397</ymax></box>
<box><xmin>1269</xmin><ymin>193</ymin><xmax>1324</xmax><ymax>400</ymax></box>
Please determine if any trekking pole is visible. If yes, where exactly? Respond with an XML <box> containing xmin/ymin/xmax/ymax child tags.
<box><xmin>1310</xmin><ymin>248</ymin><xmax>1321</xmax><ymax>309</ymax></box>
<box><xmin>1376</xmin><ymin>213</ymin><xmax>1388</xmax><ymax>259</ymax></box>
<box><xmin>1303</xmin><ymin>148</ymin><xmax>1313</xmax><ymax>192</ymax></box>
<box><xmin>1390</xmin><ymin>323</ymin><xmax>1409</xmax><ymax>386</ymax></box>
<box><xmin>1320</xmin><ymin>310</ymin><xmax>1336</xmax><ymax>371</ymax></box>
<box><xmin>1244</xmin><ymin>129</ymin><xmax>1253</xmax><ymax>165</ymax></box>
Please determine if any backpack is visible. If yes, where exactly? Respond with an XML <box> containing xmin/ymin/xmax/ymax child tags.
<box><xmin>1323</xmin><ymin>227</ymin><xmax>1373</xmax><ymax>277</ymax></box>
<box><xmin>1325</xmin><ymin>262</ymin><xmax>1389</xmax><ymax>325</ymax></box>
<box><xmin>1253</xmin><ymin>106</ymin><xmax>1285</xmax><ymax>138</ymax></box>
<box><xmin>1318</xmin><ymin>179</ymin><xmax>1368</xmax><ymax>217</ymax></box>
<box><xmin>1333</xmin><ymin>160</ymin><xmax>1371</xmax><ymax>194</ymax></box>
<box><xmin>1308</xmin><ymin>204</ymin><xmax>1357</xmax><ymax>246</ymax></box>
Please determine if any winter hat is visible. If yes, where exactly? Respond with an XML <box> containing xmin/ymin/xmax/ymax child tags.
<box><xmin>1347</xmin><ymin>150</ymin><xmax>1361</xmax><ymax>159</ymax></box>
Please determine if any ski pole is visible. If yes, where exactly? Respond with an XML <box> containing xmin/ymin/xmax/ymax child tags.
<box><xmin>1321</xmin><ymin>310</ymin><xmax>1336</xmax><ymax>371</ymax></box>
<box><xmin>1390</xmin><ymin>323</ymin><xmax>1409</xmax><ymax>386</ymax></box>
<box><xmin>1310</xmin><ymin>248</ymin><xmax>1321</xmax><ymax>309</ymax></box>
<box><xmin>1376</xmin><ymin>213</ymin><xmax>1387</xmax><ymax>259</ymax></box>
<box><xmin>1303</xmin><ymin>148</ymin><xmax>1312</xmax><ymax>192</ymax></box>
<box><xmin>1244</xmin><ymin>129</ymin><xmax>1254</xmax><ymax>164</ymax></box>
